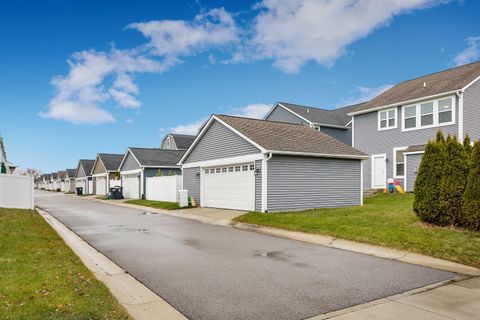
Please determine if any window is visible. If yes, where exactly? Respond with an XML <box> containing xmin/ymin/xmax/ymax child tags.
<box><xmin>210</xmin><ymin>168</ymin><xmax>215</xmax><ymax>174</ymax></box>
<box><xmin>242</xmin><ymin>165</ymin><xmax>248</xmax><ymax>171</ymax></box>
<box><xmin>404</xmin><ymin>105</ymin><xmax>416</xmax><ymax>129</ymax></box>
<box><xmin>205</xmin><ymin>169</ymin><xmax>210</xmax><ymax>174</ymax></box>
<box><xmin>228</xmin><ymin>167</ymin><xmax>234</xmax><ymax>172</ymax></box>
<box><xmin>249</xmin><ymin>164</ymin><xmax>255</xmax><ymax>171</ymax></box>
<box><xmin>235</xmin><ymin>166</ymin><xmax>240</xmax><ymax>172</ymax></box>
<box><xmin>402</xmin><ymin>96</ymin><xmax>455</xmax><ymax>131</ymax></box>
<box><xmin>222</xmin><ymin>167</ymin><xmax>227</xmax><ymax>173</ymax></box>
<box><xmin>394</xmin><ymin>147</ymin><xmax>407</xmax><ymax>178</ymax></box>
<box><xmin>216</xmin><ymin>168</ymin><xmax>221</xmax><ymax>173</ymax></box>
<box><xmin>378</xmin><ymin>108</ymin><xmax>397</xmax><ymax>130</ymax></box>
<box><xmin>165</xmin><ymin>137</ymin><xmax>171</xmax><ymax>149</ymax></box>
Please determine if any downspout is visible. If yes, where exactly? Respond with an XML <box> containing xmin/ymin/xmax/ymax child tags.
<box><xmin>261</xmin><ymin>153</ymin><xmax>272</xmax><ymax>213</ymax></box>
<box><xmin>456</xmin><ymin>90</ymin><xmax>464</xmax><ymax>139</ymax></box>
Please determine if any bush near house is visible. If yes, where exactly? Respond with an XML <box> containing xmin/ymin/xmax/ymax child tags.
<box><xmin>462</xmin><ymin>141</ymin><xmax>480</xmax><ymax>231</ymax></box>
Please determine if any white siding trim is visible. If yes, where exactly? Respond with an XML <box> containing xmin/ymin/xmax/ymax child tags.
<box><xmin>404</xmin><ymin>154</ymin><xmax>408</xmax><ymax>192</ymax></box>
<box><xmin>120</xmin><ymin>168</ymin><xmax>143</xmax><ymax>175</ymax></box>
<box><xmin>182</xmin><ymin>154</ymin><xmax>263</xmax><ymax>169</ymax></box>
<box><xmin>371</xmin><ymin>154</ymin><xmax>387</xmax><ymax>189</ymax></box>
<box><xmin>404</xmin><ymin>150</ymin><xmax>425</xmax><ymax>155</ymax></box>
<box><xmin>92</xmin><ymin>173</ymin><xmax>108</xmax><ymax>178</ymax></box>
<box><xmin>393</xmin><ymin>146</ymin><xmax>408</xmax><ymax>179</ymax></box>
<box><xmin>352</xmin><ymin>116</ymin><xmax>355</xmax><ymax>147</ymax></box>
<box><xmin>360</xmin><ymin>161</ymin><xmax>364</xmax><ymax>205</ymax></box>
<box><xmin>400</xmin><ymin>95</ymin><xmax>456</xmax><ymax>132</ymax></box>
<box><xmin>275</xmin><ymin>103</ymin><xmax>313</xmax><ymax>124</ymax></box>
<box><xmin>377</xmin><ymin>108</ymin><xmax>398</xmax><ymax>131</ymax></box>
<box><xmin>261</xmin><ymin>153</ymin><xmax>271</xmax><ymax>212</ymax></box>
<box><xmin>265</xmin><ymin>150</ymin><xmax>369</xmax><ymax>160</ymax></box>
<box><xmin>458</xmin><ymin>91</ymin><xmax>464</xmax><ymax>139</ymax></box>
<box><xmin>462</xmin><ymin>75</ymin><xmax>480</xmax><ymax>91</ymax></box>
<box><xmin>118</xmin><ymin>148</ymin><xmax>142</xmax><ymax>171</ymax></box>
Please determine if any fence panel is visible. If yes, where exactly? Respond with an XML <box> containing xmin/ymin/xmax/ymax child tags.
<box><xmin>146</xmin><ymin>175</ymin><xmax>183</xmax><ymax>202</ymax></box>
<box><xmin>0</xmin><ymin>175</ymin><xmax>34</xmax><ymax>209</ymax></box>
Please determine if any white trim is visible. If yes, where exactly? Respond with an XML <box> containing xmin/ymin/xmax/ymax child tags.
<box><xmin>458</xmin><ymin>91</ymin><xmax>464</xmax><ymax>139</ymax></box>
<box><xmin>143</xmin><ymin>165</ymin><xmax>181</xmax><ymax>169</ymax></box>
<box><xmin>462</xmin><ymin>74</ymin><xmax>480</xmax><ymax>91</ymax></box>
<box><xmin>92</xmin><ymin>173</ymin><xmax>108</xmax><ymax>178</ymax></box>
<box><xmin>404</xmin><ymin>154</ymin><xmax>408</xmax><ymax>192</ymax></box>
<box><xmin>312</xmin><ymin>123</ymin><xmax>349</xmax><ymax>129</ymax></box>
<box><xmin>393</xmin><ymin>146</ymin><xmax>408</xmax><ymax>179</ymax></box>
<box><xmin>345</xmin><ymin>119</ymin><xmax>353</xmax><ymax>127</ymax></box>
<box><xmin>352</xmin><ymin>116</ymin><xmax>355</xmax><ymax>147</ymax></box>
<box><xmin>182</xmin><ymin>154</ymin><xmax>263</xmax><ymax>169</ymax></box>
<box><xmin>404</xmin><ymin>150</ymin><xmax>425</xmax><ymax>155</ymax></box>
<box><xmin>274</xmin><ymin>103</ymin><xmax>313</xmax><ymax>124</ymax></box>
<box><xmin>118</xmin><ymin>148</ymin><xmax>142</xmax><ymax>172</ymax></box>
<box><xmin>348</xmin><ymin>90</ymin><xmax>458</xmax><ymax>116</ymax></box>
<box><xmin>261</xmin><ymin>153</ymin><xmax>272</xmax><ymax>212</ymax></box>
<box><xmin>264</xmin><ymin>150</ymin><xmax>369</xmax><ymax>160</ymax></box>
<box><xmin>377</xmin><ymin>107</ymin><xmax>397</xmax><ymax>131</ymax></box>
<box><xmin>371</xmin><ymin>153</ymin><xmax>387</xmax><ymax>189</ymax></box>
<box><xmin>401</xmin><ymin>95</ymin><xmax>456</xmax><ymax>132</ymax></box>
<box><xmin>178</xmin><ymin>115</ymin><xmax>267</xmax><ymax>165</ymax></box>
<box><xmin>360</xmin><ymin>161</ymin><xmax>364</xmax><ymax>206</ymax></box>
<box><xmin>120</xmin><ymin>168</ymin><xmax>142</xmax><ymax>175</ymax></box>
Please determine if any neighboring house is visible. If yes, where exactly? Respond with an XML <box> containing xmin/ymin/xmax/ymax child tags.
<box><xmin>160</xmin><ymin>133</ymin><xmax>196</xmax><ymax>150</ymax></box>
<box><xmin>349</xmin><ymin>61</ymin><xmax>480</xmax><ymax>192</ymax></box>
<box><xmin>118</xmin><ymin>148</ymin><xmax>184</xmax><ymax>199</ymax></box>
<box><xmin>64</xmin><ymin>169</ymin><xmax>76</xmax><ymax>193</ymax></box>
<box><xmin>74</xmin><ymin>159</ymin><xmax>95</xmax><ymax>195</ymax></box>
<box><xmin>91</xmin><ymin>153</ymin><xmax>123</xmax><ymax>195</ymax></box>
<box><xmin>264</xmin><ymin>102</ymin><xmax>362</xmax><ymax>145</ymax></box>
<box><xmin>51</xmin><ymin>172</ymin><xmax>58</xmax><ymax>190</ymax></box>
<box><xmin>57</xmin><ymin>171</ymin><xmax>66</xmax><ymax>191</ymax></box>
<box><xmin>42</xmin><ymin>173</ymin><xmax>51</xmax><ymax>190</ymax></box>
<box><xmin>178</xmin><ymin>115</ymin><xmax>367</xmax><ymax>212</ymax></box>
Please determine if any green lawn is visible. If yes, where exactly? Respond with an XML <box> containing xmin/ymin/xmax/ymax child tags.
<box><xmin>0</xmin><ymin>208</ymin><xmax>130</xmax><ymax>320</ymax></box>
<box><xmin>235</xmin><ymin>193</ymin><xmax>480</xmax><ymax>268</ymax></box>
<box><xmin>124</xmin><ymin>199</ymin><xmax>181</xmax><ymax>210</ymax></box>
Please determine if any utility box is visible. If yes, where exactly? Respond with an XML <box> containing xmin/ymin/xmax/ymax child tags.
<box><xmin>177</xmin><ymin>190</ymin><xmax>188</xmax><ymax>207</ymax></box>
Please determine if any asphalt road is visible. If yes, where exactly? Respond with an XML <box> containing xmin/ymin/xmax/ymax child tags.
<box><xmin>35</xmin><ymin>191</ymin><xmax>455</xmax><ymax>320</ymax></box>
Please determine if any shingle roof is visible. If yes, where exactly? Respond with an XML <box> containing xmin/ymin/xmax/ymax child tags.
<box><xmin>43</xmin><ymin>173</ymin><xmax>51</xmax><ymax>180</ymax></box>
<box><xmin>278</xmin><ymin>102</ymin><xmax>360</xmax><ymax>127</ymax></box>
<box><xmin>129</xmin><ymin>148</ymin><xmax>185</xmax><ymax>167</ymax></box>
<box><xmin>216</xmin><ymin>115</ymin><xmax>367</xmax><ymax>158</ymax></box>
<box><xmin>98</xmin><ymin>153</ymin><xmax>123</xmax><ymax>171</ymax></box>
<box><xmin>405</xmin><ymin>144</ymin><xmax>426</xmax><ymax>153</ymax></box>
<box><xmin>79</xmin><ymin>159</ymin><xmax>95</xmax><ymax>177</ymax></box>
<box><xmin>57</xmin><ymin>171</ymin><xmax>66</xmax><ymax>179</ymax></box>
<box><xmin>352</xmin><ymin>61</ymin><xmax>480</xmax><ymax>114</ymax></box>
<box><xmin>51</xmin><ymin>172</ymin><xmax>58</xmax><ymax>180</ymax></box>
<box><xmin>66</xmin><ymin>169</ymin><xmax>76</xmax><ymax>177</ymax></box>
<box><xmin>169</xmin><ymin>134</ymin><xmax>196</xmax><ymax>150</ymax></box>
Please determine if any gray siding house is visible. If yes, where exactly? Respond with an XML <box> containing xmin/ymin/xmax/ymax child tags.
<box><xmin>160</xmin><ymin>133</ymin><xmax>195</xmax><ymax>150</ymax></box>
<box><xmin>264</xmin><ymin>102</ymin><xmax>361</xmax><ymax>145</ymax></box>
<box><xmin>91</xmin><ymin>153</ymin><xmax>123</xmax><ymax>195</ymax></box>
<box><xmin>74</xmin><ymin>159</ymin><xmax>95</xmax><ymax>195</ymax></box>
<box><xmin>118</xmin><ymin>148</ymin><xmax>184</xmax><ymax>199</ymax></box>
<box><xmin>179</xmin><ymin>115</ymin><xmax>367</xmax><ymax>212</ymax></box>
<box><xmin>349</xmin><ymin>61</ymin><xmax>480</xmax><ymax>192</ymax></box>
<box><xmin>64</xmin><ymin>169</ymin><xmax>76</xmax><ymax>193</ymax></box>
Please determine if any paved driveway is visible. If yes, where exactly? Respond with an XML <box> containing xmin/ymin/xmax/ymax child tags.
<box><xmin>35</xmin><ymin>192</ymin><xmax>454</xmax><ymax>320</ymax></box>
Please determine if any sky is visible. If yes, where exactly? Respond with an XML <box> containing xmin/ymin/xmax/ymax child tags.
<box><xmin>0</xmin><ymin>0</ymin><xmax>479</xmax><ymax>173</ymax></box>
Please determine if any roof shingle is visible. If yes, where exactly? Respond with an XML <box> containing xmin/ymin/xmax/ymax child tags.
<box><xmin>278</xmin><ymin>102</ymin><xmax>361</xmax><ymax>127</ymax></box>
<box><xmin>98</xmin><ymin>153</ymin><xmax>123</xmax><ymax>171</ymax></box>
<box><xmin>169</xmin><ymin>134</ymin><xmax>195</xmax><ymax>150</ymax></box>
<box><xmin>129</xmin><ymin>148</ymin><xmax>185</xmax><ymax>167</ymax></box>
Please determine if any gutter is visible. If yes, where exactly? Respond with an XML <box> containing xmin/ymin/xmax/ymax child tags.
<box><xmin>265</xmin><ymin>150</ymin><xmax>369</xmax><ymax>160</ymax></box>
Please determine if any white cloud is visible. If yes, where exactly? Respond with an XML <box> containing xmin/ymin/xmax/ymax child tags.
<box><xmin>250</xmin><ymin>0</ymin><xmax>449</xmax><ymax>73</ymax></box>
<box><xmin>168</xmin><ymin>103</ymin><xmax>271</xmax><ymax>135</ymax></box>
<box><xmin>453</xmin><ymin>36</ymin><xmax>480</xmax><ymax>66</ymax></box>
<box><xmin>126</xmin><ymin>118</ymin><xmax>134</xmax><ymax>124</ymax></box>
<box><xmin>339</xmin><ymin>84</ymin><xmax>393</xmax><ymax>106</ymax></box>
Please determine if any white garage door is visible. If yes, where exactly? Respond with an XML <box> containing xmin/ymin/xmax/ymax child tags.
<box><xmin>96</xmin><ymin>177</ymin><xmax>107</xmax><ymax>195</ymax></box>
<box><xmin>202</xmin><ymin>163</ymin><xmax>255</xmax><ymax>211</ymax></box>
<box><xmin>122</xmin><ymin>174</ymin><xmax>140</xmax><ymax>199</ymax></box>
<box><xmin>87</xmin><ymin>180</ymin><xmax>94</xmax><ymax>195</ymax></box>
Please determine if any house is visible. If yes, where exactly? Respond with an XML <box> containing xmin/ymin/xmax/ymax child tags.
<box><xmin>91</xmin><ymin>153</ymin><xmax>123</xmax><ymax>195</ymax></box>
<box><xmin>41</xmin><ymin>173</ymin><xmax>51</xmax><ymax>190</ymax></box>
<box><xmin>51</xmin><ymin>172</ymin><xmax>58</xmax><ymax>190</ymax></box>
<box><xmin>57</xmin><ymin>171</ymin><xmax>66</xmax><ymax>191</ymax></box>
<box><xmin>160</xmin><ymin>133</ymin><xmax>196</xmax><ymax>150</ymax></box>
<box><xmin>64</xmin><ymin>169</ymin><xmax>76</xmax><ymax>193</ymax></box>
<box><xmin>178</xmin><ymin>115</ymin><xmax>367</xmax><ymax>212</ymax></box>
<box><xmin>348</xmin><ymin>61</ymin><xmax>480</xmax><ymax>192</ymax></box>
<box><xmin>118</xmin><ymin>148</ymin><xmax>185</xmax><ymax>199</ymax></box>
<box><xmin>264</xmin><ymin>102</ymin><xmax>361</xmax><ymax>145</ymax></box>
<box><xmin>74</xmin><ymin>159</ymin><xmax>95</xmax><ymax>195</ymax></box>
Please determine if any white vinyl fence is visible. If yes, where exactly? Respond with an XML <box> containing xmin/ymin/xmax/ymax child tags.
<box><xmin>145</xmin><ymin>175</ymin><xmax>183</xmax><ymax>202</ymax></box>
<box><xmin>0</xmin><ymin>174</ymin><xmax>34</xmax><ymax>209</ymax></box>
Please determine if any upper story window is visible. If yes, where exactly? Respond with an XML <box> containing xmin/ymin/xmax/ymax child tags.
<box><xmin>378</xmin><ymin>108</ymin><xmax>397</xmax><ymax>130</ymax></box>
<box><xmin>402</xmin><ymin>96</ymin><xmax>455</xmax><ymax>131</ymax></box>
<box><xmin>165</xmin><ymin>137</ymin><xmax>171</xmax><ymax>148</ymax></box>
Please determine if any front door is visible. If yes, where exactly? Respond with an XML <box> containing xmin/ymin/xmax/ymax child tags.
<box><xmin>372</xmin><ymin>154</ymin><xmax>386</xmax><ymax>189</ymax></box>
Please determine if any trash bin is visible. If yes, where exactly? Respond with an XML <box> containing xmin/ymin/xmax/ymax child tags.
<box><xmin>112</xmin><ymin>186</ymin><xmax>123</xmax><ymax>199</ymax></box>
<box><xmin>76</xmin><ymin>187</ymin><xmax>83</xmax><ymax>196</ymax></box>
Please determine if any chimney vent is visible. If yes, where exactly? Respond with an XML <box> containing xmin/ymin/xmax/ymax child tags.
<box><xmin>423</xmin><ymin>81</ymin><xmax>427</xmax><ymax>88</ymax></box>
<box><xmin>307</xmin><ymin>108</ymin><xmax>310</xmax><ymax>113</ymax></box>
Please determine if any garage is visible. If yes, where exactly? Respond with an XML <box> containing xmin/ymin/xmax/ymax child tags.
<box><xmin>95</xmin><ymin>176</ymin><xmax>107</xmax><ymax>195</ymax></box>
<box><xmin>202</xmin><ymin>163</ymin><xmax>255</xmax><ymax>211</ymax></box>
<box><xmin>122</xmin><ymin>174</ymin><xmax>140</xmax><ymax>199</ymax></box>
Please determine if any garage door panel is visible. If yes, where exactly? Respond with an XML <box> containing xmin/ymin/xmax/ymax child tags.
<box><xmin>122</xmin><ymin>175</ymin><xmax>140</xmax><ymax>199</ymax></box>
<box><xmin>96</xmin><ymin>177</ymin><xmax>107</xmax><ymax>195</ymax></box>
<box><xmin>202</xmin><ymin>163</ymin><xmax>255</xmax><ymax>211</ymax></box>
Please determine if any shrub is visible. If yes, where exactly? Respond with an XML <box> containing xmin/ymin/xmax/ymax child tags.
<box><xmin>439</xmin><ymin>136</ymin><xmax>469</xmax><ymax>226</ymax></box>
<box><xmin>461</xmin><ymin>141</ymin><xmax>480</xmax><ymax>231</ymax></box>
<box><xmin>413</xmin><ymin>140</ymin><xmax>445</xmax><ymax>223</ymax></box>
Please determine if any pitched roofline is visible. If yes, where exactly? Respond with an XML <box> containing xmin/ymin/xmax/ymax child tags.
<box><xmin>178</xmin><ymin>115</ymin><xmax>267</xmax><ymax>165</ymax></box>
<box><xmin>118</xmin><ymin>148</ymin><xmax>143</xmax><ymax>171</ymax></box>
<box><xmin>264</xmin><ymin>102</ymin><xmax>313</xmax><ymax>124</ymax></box>
<box><xmin>266</xmin><ymin>150</ymin><xmax>368</xmax><ymax>160</ymax></box>
<box><xmin>463</xmin><ymin>74</ymin><xmax>480</xmax><ymax>91</ymax></box>
<box><xmin>347</xmin><ymin>90</ymin><xmax>459</xmax><ymax>116</ymax></box>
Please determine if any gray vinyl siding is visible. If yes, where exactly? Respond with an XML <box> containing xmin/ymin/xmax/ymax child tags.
<box><xmin>92</xmin><ymin>159</ymin><xmax>106</xmax><ymax>175</ymax></box>
<box><xmin>183</xmin><ymin>120</ymin><xmax>260</xmax><ymax>163</ymax></box>
<box><xmin>405</xmin><ymin>153</ymin><xmax>424</xmax><ymax>192</ymax></box>
<box><xmin>266</xmin><ymin>105</ymin><xmax>308</xmax><ymax>125</ymax></box>
<box><xmin>354</xmin><ymin>100</ymin><xmax>458</xmax><ymax>190</ymax></box>
<box><xmin>255</xmin><ymin>160</ymin><xmax>262</xmax><ymax>212</ymax></box>
<box><xmin>320</xmin><ymin>126</ymin><xmax>352</xmax><ymax>145</ymax></box>
<box><xmin>463</xmin><ymin>78</ymin><xmax>480</xmax><ymax>141</ymax></box>
<box><xmin>267</xmin><ymin>155</ymin><xmax>361</xmax><ymax>212</ymax></box>
<box><xmin>120</xmin><ymin>151</ymin><xmax>141</xmax><ymax>171</ymax></box>
<box><xmin>183</xmin><ymin>167</ymin><xmax>200</xmax><ymax>205</ymax></box>
<box><xmin>161</xmin><ymin>136</ymin><xmax>178</xmax><ymax>150</ymax></box>
<box><xmin>76</xmin><ymin>165</ymin><xmax>86</xmax><ymax>178</ymax></box>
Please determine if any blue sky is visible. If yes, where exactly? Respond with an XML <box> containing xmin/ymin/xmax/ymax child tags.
<box><xmin>1</xmin><ymin>0</ymin><xmax>479</xmax><ymax>173</ymax></box>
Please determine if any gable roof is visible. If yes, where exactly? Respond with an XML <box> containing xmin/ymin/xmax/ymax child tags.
<box><xmin>57</xmin><ymin>171</ymin><xmax>66</xmax><ymax>179</ymax></box>
<box><xmin>77</xmin><ymin>159</ymin><xmax>95</xmax><ymax>178</ymax></box>
<box><xmin>351</xmin><ymin>61</ymin><xmax>480</xmax><ymax>115</ymax></box>
<box><xmin>65</xmin><ymin>169</ymin><xmax>76</xmax><ymax>178</ymax></box>
<box><xmin>169</xmin><ymin>134</ymin><xmax>196</xmax><ymax>150</ymax></box>
<box><xmin>180</xmin><ymin>115</ymin><xmax>367</xmax><ymax>163</ymax></box>
<box><xmin>272</xmin><ymin>102</ymin><xmax>361</xmax><ymax>127</ymax></box>
<box><xmin>97</xmin><ymin>153</ymin><xmax>123</xmax><ymax>172</ymax></box>
<box><xmin>127</xmin><ymin>148</ymin><xmax>185</xmax><ymax>167</ymax></box>
<box><xmin>405</xmin><ymin>144</ymin><xmax>426</xmax><ymax>153</ymax></box>
<box><xmin>51</xmin><ymin>172</ymin><xmax>58</xmax><ymax>180</ymax></box>
<box><xmin>43</xmin><ymin>173</ymin><xmax>51</xmax><ymax>180</ymax></box>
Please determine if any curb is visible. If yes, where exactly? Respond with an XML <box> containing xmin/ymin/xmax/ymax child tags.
<box><xmin>36</xmin><ymin>207</ymin><xmax>187</xmax><ymax>320</ymax></box>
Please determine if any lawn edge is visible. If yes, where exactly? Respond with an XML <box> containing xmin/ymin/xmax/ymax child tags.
<box><xmin>36</xmin><ymin>207</ymin><xmax>187</xmax><ymax>320</ymax></box>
